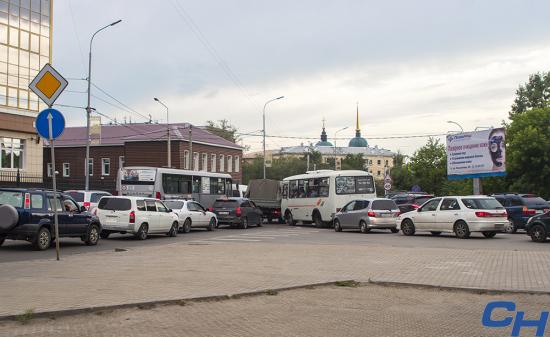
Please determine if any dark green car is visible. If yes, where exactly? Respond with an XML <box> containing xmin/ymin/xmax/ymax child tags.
<box><xmin>526</xmin><ymin>211</ymin><xmax>550</xmax><ymax>242</ymax></box>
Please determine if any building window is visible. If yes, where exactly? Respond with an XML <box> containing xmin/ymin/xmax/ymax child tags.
<box><xmin>47</xmin><ymin>162</ymin><xmax>52</xmax><ymax>177</ymax></box>
<box><xmin>211</xmin><ymin>154</ymin><xmax>216</xmax><ymax>172</ymax></box>
<box><xmin>119</xmin><ymin>156</ymin><xmax>125</xmax><ymax>169</ymax></box>
<box><xmin>85</xmin><ymin>158</ymin><xmax>93</xmax><ymax>177</ymax></box>
<box><xmin>377</xmin><ymin>160</ymin><xmax>381</xmax><ymax>165</ymax></box>
<box><xmin>102</xmin><ymin>158</ymin><xmax>110</xmax><ymax>176</ymax></box>
<box><xmin>183</xmin><ymin>150</ymin><xmax>189</xmax><ymax>170</ymax></box>
<box><xmin>193</xmin><ymin>152</ymin><xmax>199</xmax><ymax>171</ymax></box>
<box><xmin>377</xmin><ymin>170</ymin><xmax>381</xmax><ymax>176</ymax></box>
<box><xmin>235</xmin><ymin>156</ymin><xmax>240</xmax><ymax>173</ymax></box>
<box><xmin>202</xmin><ymin>153</ymin><xmax>208</xmax><ymax>171</ymax></box>
<box><xmin>227</xmin><ymin>155</ymin><xmax>233</xmax><ymax>173</ymax></box>
<box><xmin>369</xmin><ymin>159</ymin><xmax>373</xmax><ymax>165</ymax></box>
<box><xmin>62</xmin><ymin>163</ymin><xmax>70</xmax><ymax>177</ymax></box>
<box><xmin>219</xmin><ymin>154</ymin><xmax>225</xmax><ymax>172</ymax></box>
<box><xmin>0</xmin><ymin>138</ymin><xmax>24</xmax><ymax>169</ymax></box>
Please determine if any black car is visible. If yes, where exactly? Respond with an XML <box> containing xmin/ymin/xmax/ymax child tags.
<box><xmin>526</xmin><ymin>211</ymin><xmax>550</xmax><ymax>243</ymax></box>
<box><xmin>390</xmin><ymin>193</ymin><xmax>435</xmax><ymax>214</ymax></box>
<box><xmin>0</xmin><ymin>188</ymin><xmax>101</xmax><ymax>250</ymax></box>
<box><xmin>211</xmin><ymin>197</ymin><xmax>263</xmax><ymax>229</ymax></box>
<box><xmin>491</xmin><ymin>193</ymin><xmax>550</xmax><ymax>233</ymax></box>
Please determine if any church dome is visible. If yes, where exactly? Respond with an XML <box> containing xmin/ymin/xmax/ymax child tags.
<box><xmin>316</xmin><ymin>119</ymin><xmax>333</xmax><ymax>147</ymax></box>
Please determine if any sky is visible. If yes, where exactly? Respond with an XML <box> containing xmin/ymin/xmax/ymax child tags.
<box><xmin>52</xmin><ymin>0</ymin><xmax>550</xmax><ymax>155</ymax></box>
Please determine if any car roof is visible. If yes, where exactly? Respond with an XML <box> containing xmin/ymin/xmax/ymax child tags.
<box><xmin>65</xmin><ymin>190</ymin><xmax>111</xmax><ymax>194</ymax></box>
<box><xmin>101</xmin><ymin>196</ymin><xmax>157</xmax><ymax>201</ymax></box>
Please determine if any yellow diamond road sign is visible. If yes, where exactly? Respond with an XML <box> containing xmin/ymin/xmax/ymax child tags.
<box><xmin>29</xmin><ymin>63</ymin><xmax>68</xmax><ymax>107</ymax></box>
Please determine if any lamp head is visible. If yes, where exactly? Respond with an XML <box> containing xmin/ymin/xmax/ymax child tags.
<box><xmin>111</xmin><ymin>19</ymin><xmax>122</xmax><ymax>26</ymax></box>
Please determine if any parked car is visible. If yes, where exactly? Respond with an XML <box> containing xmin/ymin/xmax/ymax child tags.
<box><xmin>163</xmin><ymin>200</ymin><xmax>217</xmax><ymax>232</ymax></box>
<box><xmin>0</xmin><ymin>188</ymin><xmax>101</xmax><ymax>250</ymax></box>
<box><xmin>65</xmin><ymin>190</ymin><xmax>112</xmax><ymax>212</ymax></box>
<box><xmin>525</xmin><ymin>210</ymin><xmax>550</xmax><ymax>243</ymax></box>
<box><xmin>491</xmin><ymin>193</ymin><xmax>550</xmax><ymax>233</ymax></box>
<box><xmin>333</xmin><ymin>198</ymin><xmax>400</xmax><ymax>233</ymax></box>
<box><xmin>390</xmin><ymin>193</ymin><xmax>435</xmax><ymax>214</ymax></box>
<box><xmin>211</xmin><ymin>197</ymin><xmax>263</xmax><ymax>229</ymax></box>
<box><xmin>397</xmin><ymin>196</ymin><xmax>507</xmax><ymax>239</ymax></box>
<box><xmin>96</xmin><ymin>196</ymin><xmax>179</xmax><ymax>240</ymax></box>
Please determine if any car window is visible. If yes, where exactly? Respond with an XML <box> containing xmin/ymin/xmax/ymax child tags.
<box><xmin>353</xmin><ymin>200</ymin><xmax>365</xmax><ymax>211</ymax></box>
<box><xmin>30</xmin><ymin>194</ymin><xmax>43</xmax><ymax>209</ymax></box>
<box><xmin>47</xmin><ymin>197</ymin><xmax>63</xmax><ymax>212</ymax></box>
<box><xmin>509</xmin><ymin>198</ymin><xmax>524</xmax><ymax>207</ymax></box>
<box><xmin>98</xmin><ymin>198</ymin><xmax>132</xmax><ymax>211</ymax></box>
<box><xmin>213</xmin><ymin>200</ymin><xmax>239</xmax><ymax>208</ymax></box>
<box><xmin>63</xmin><ymin>198</ymin><xmax>80</xmax><ymax>212</ymax></box>
<box><xmin>523</xmin><ymin>197</ymin><xmax>549</xmax><ymax>207</ymax></box>
<box><xmin>414</xmin><ymin>196</ymin><xmax>433</xmax><ymax>205</ymax></box>
<box><xmin>146</xmin><ymin>200</ymin><xmax>157</xmax><ymax>212</ymax></box>
<box><xmin>494</xmin><ymin>197</ymin><xmax>505</xmax><ymax>206</ymax></box>
<box><xmin>241</xmin><ymin>200</ymin><xmax>251</xmax><ymax>207</ymax></box>
<box><xmin>194</xmin><ymin>202</ymin><xmax>206</xmax><ymax>212</ymax></box>
<box><xmin>440</xmin><ymin>198</ymin><xmax>460</xmax><ymax>211</ymax></box>
<box><xmin>91</xmin><ymin>193</ymin><xmax>110</xmax><ymax>203</ymax></box>
<box><xmin>155</xmin><ymin>201</ymin><xmax>168</xmax><ymax>212</ymax></box>
<box><xmin>136</xmin><ymin>200</ymin><xmax>146</xmax><ymax>211</ymax></box>
<box><xmin>419</xmin><ymin>198</ymin><xmax>440</xmax><ymax>212</ymax></box>
<box><xmin>66</xmin><ymin>191</ymin><xmax>85</xmax><ymax>203</ymax></box>
<box><xmin>461</xmin><ymin>198</ymin><xmax>504</xmax><ymax>210</ymax></box>
<box><xmin>164</xmin><ymin>201</ymin><xmax>184</xmax><ymax>210</ymax></box>
<box><xmin>0</xmin><ymin>191</ymin><xmax>23</xmax><ymax>207</ymax></box>
<box><xmin>372</xmin><ymin>200</ymin><xmax>398</xmax><ymax>210</ymax></box>
<box><xmin>342</xmin><ymin>201</ymin><xmax>356</xmax><ymax>212</ymax></box>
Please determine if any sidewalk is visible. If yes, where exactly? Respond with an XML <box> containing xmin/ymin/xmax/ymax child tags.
<box><xmin>1</xmin><ymin>240</ymin><xmax>549</xmax><ymax>317</ymax></box>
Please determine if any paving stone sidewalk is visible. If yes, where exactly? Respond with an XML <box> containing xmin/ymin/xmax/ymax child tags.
<box><xmin>0</xmin><ymin>241</ymin><xmax>549</xmax><ymax>318</ymax></box>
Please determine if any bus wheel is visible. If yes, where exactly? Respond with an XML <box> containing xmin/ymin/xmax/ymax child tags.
<box><xmin>286</xmin><ymin>212</ymin><xmax>296</xmax><ymax>226</ymax></box>
<box><xmin>313</xmin><ymin>212</ymin><xmax>323</xmax><ymax>228</ymax></box>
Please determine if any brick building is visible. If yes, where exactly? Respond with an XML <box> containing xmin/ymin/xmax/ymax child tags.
<box><xmin>44</xmin><ymin>122</ymin><xmax>243</xmax><ymax>193</ymax></box>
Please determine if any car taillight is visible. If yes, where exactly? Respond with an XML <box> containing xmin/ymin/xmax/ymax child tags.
<box><xmin>522</xmin><ymin>207</ymin><xmax>536</xmax><ymax>216</ymax></box>
<box><xmin>411</xmin><ymin>204</ymin><xmax>420</xmax><ymax>209</ymax></box>
<box><xmin>24</xmin><ymin>193</ymin><xmax>31</xmax><ymax>209</ymax></box>
<box><xmin>208</xmin><ymin>207</ymin><xmax>214</xmax><ymax>212</ymax></box>
<box><xmin>235</xmin><ymin>207</ymin><xmax>242</xmax><ymax>217</ymax></box>
<box><xmin>129</xmin><ymin>211</ymin><xmax>136</xmax><ymax>223</ymax></box>
<box><xmin>395</xmin><ymin>211</ymin><xmax>400</xmax><ymax>217</ymax></box>
<box><xmin>367</xmin><ymin>211</ymin><xmax>376</xmax><ymax>217</ymax></box>
<box><xmin>155</xmin><ymin>192</ymin><xmax>161</xmax><ymax>200</ymax></box>
<box><xmin>83</xmin><ymin>201</ymin><xmax>91</xmax><ymax>209</ymax></box>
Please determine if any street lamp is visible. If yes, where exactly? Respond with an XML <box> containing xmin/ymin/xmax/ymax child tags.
<box><xmin>154</xmin><ymin>98</ymin><xmax>170</xmax><ymax>168</ymax></box>
<box><xmin>263</xmin><ymin>96</ymin><xmax>284</xmax><ymax>179</ymax></box>
<box><xmin>334</xmin><ymin>126</ymin><xmax>349</xmax><ymax>170</ymax></box>
<box><xmin>447</xmin><ymin>120</ymin><xmax>464</xmax><ymax>133</ymax></box>
<box><xmin>85</xmin><ymin>19</ymin><xmax>122</xmax><ymax>191</ymax></box>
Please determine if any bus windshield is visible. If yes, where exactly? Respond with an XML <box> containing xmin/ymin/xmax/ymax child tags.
<box><xmin>121</xmin><ymin>168</ymin><xmax>156</xmax><ymax>184</ymax></box>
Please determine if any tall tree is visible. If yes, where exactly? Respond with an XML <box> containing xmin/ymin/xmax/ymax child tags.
<box><xmin>390</xmin><ymin>151</ymin><xmax>412</xmax><ymax>191</ymax></box>
<box><xmin>510</xmin><ymin>72</ymin><xmax>550</xmax><ymax>117</ymax></box>
<box><xmin>341</xmin><ymin>154</ymin><xmax>365</xmax><ymax>170</ymax></box>
<box><xmin>205</xmin><ymin>119</ymin><xmax>240</xmax><ymax>144</ymax></box>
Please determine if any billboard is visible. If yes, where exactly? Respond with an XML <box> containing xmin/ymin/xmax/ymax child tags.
<box><xmin>446</xmin><ymin>128</ymin><xmax>506</xmax><ymax>180</ymax></box>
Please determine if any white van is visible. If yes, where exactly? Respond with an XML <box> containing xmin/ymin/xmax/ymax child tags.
<box><xmin>96</xmin><ymin>196</ymin><xmax>179</xmax><ymax>240</ymax></box>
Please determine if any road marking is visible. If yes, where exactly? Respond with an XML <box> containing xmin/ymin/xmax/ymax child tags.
<box><xmin>212</xmin><ymin>238</ymin><xmax>263</xmax><ymax>242</ymax></box>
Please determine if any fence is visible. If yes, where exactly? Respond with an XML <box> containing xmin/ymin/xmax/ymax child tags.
<box><xmin>0</xmin><ymin>169</ymin><xmax>43</xmax><ymax>188</ymax></box>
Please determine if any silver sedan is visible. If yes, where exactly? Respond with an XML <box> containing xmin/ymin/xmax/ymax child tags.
<box><xmin>334</xmin><ymin>198</ymin><xmax>400</xmax><ymax>233</ymax></box>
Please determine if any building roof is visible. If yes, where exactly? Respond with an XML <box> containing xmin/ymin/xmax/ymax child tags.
<box><xmin>280</xmin><ymin>145</ymin><xmax>394</xmax><ymax>157</ymax></box>
<box><xmin>48</xmin><ymin>123</ymin><xmax>242</xmax><ymax>150</ymax></box>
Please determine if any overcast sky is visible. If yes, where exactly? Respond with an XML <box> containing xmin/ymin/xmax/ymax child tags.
<box><xmin>52</xmin><ymin>0</ymin><xmax>550</xmax><ymax>155</ymax></box>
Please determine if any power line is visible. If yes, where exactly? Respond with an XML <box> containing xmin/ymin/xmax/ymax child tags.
<box><xmin>91</xmin><ymin>83</ymin><xmax>150</xmax><ymax>121</ymax></box>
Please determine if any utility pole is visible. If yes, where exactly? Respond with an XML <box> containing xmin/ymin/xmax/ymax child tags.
<box><xmin>262</xmin><ymin>96</ymin><xmax>284</xmax><ymax>179</ymax></box>
<box><xmin>154</xmin><ymin>98</ymin><xmax>170</xmax><ymax>168</ymax></box>
<box><xmin>188</xmin><ymin>125</ymin><xmax>193</xmax><ymax>170</ymax></box>
<box><xmin>334</xmin><ymin>126</ymin><xmax>349</xmax><ymax>170</ymax></box>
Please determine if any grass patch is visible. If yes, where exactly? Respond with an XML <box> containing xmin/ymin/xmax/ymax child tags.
<box><xmin>335</xmin><ymin>280</ymin><xmax>360</xmax><ymax>288</ymax></box>
<box><xmin>265</xmin><ymin>289</ymin><xmax>279</xmax><ymax>296</ymax></box>
<box><xmin>16</xmin><ymin>309</ymin><xmax>34</xmax><ymax>324</ymax></box>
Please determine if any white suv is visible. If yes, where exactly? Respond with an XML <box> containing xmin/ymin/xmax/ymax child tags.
<box><xmin>397</xmin><ymin>196</ymin><xmax>508</xmax><ymax>239</ymax></box>
<box><xmin>96</xmin><ymin>196</ymin><xmax>179</xmax><ymax>240</ymax></box>
<box><xmin>163</xmin><ymin>200</ymin><xmax>218</xmax><ymax>232</ymax></box>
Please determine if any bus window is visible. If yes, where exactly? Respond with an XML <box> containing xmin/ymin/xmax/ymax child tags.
<box><xmin>297</xmin><ymin>180</ymin><xmax>307</xmax><ymax>198</ymax></box>
<box><xmin>335</xmin><ymin>176</ymin><xmax>374</xmax><ymax>195</ymax></box>
<box><xmin>162</xmin><ymin>173</ymin><xmax>191</xmax><ymax>194</ymax></box>
<box><xmin>192</xmin><ymin>176</ymin><xmax>201</xmax><ymax>193</ymax></box>
<box><xmin>290</xmin><ymin>180</ymin><xmax>299</xmax><ymax>199</ymax></box>
<box><xmin>282</xmin><ymin>182</ymin><xmax>289</xmax><ymax>199</ymax></box>
<box><xmin>210</xmin><ymin>178</ymin><xmax>226</xmax><ymax>195</ymax></box>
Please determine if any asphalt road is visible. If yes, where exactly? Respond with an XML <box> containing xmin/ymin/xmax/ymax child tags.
<box><xmin>0</xmin><ymin>223</ymin><xmax>546</xmax><ymax>263</ymax></box>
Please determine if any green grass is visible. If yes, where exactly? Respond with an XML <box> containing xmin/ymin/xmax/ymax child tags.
<box><xmin>16</xmin><ymin>309</ymin><xmax>34</xmax><ymax>324</ymax></box>
<box><xmin>335</xmin><ymin>280</ymin><xmax>360</xmax><ymax>288</ymax></box>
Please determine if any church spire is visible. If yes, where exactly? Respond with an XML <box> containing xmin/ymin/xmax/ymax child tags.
<box><xmin>355</xmin><ymin>102</ymin><xmax>361</xmax><ymax>137</ymax></box>
<box><xmin>316</xmin><ymin>117</ymin><xmax>333</xmax><ymax>147</ymax></box>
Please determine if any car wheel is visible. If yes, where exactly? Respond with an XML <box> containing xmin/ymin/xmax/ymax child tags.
<box><xmin>390</xmin><ymin>228</ymin><xmax>399</xmax><ymax>233</ymax></box>
<box><xmin>100</xmin><ymin>231</ymin><xmax>110</xmax><ymax>239</ymax></box>
<box><xmin>286</xmin><ymin>212</ymin><xmax>296</xmax><ymax>226</ymax></box>
<box><xmin>401</xmin><ymin>219</ymin><xmax>415</xmax><ymax>236</ymax></box>
<box><xmin>334</xmin><ymin>219</ymin><xmax>342</xmax><ymax>232</ymax></box>
<box><xmin>454</xmin><ymin>221</ymin><xmax>471</xmax><ymax>239</ymax></box>
<box><xmin>85</xmin><ymin>224</ymin><xmax>100</xmax><ymax>246</ymax></box>
<box><xmin>482</xmin><ymin>231</ymin><xmax>497</xmax><ymax>238</ymax></box>
<box><xmin>181</xmin><ymin>219</ymin><xmax>191</xmax><ymax>233</ymax></box>
<box><xmin>360</xmin><ymin>220</ymin><xmax>369</xmax><ymax>234</ymax></box>
<box><xmin>135</xmin><ymin>224</ymin><xmax>148</xmax><ymax>240</ymax></box>
<box><xmin>207</xmin><ymin>218</ymin><xmax>216</xmax><ymax>231</ymax></box>
<box><xmin>313</xmin><ymin>212</ymin><xmax>323</xmax><ymax>228</ymax></box>
<box><xmin>529</xmin><ymin>224</ymin><xmax>547</xmax><ymax>243</ymax></box>
<box><xmin>257</xmin><ymin>216</ymin><xmax>263</xmax><ymax>227</ymax></box>
<box><xmin>167</xmin><ymin>222</ymin><xmax>178</xmax><ymax>237</ymax></box>
<box><xmin>241</xmin><ymin>217</ymin><xmax>249</xmax><ymax>229</ymax></box>
<box><xmin>430</xmin><ymin>231</ymin><xmax>442</xmax><ymax>236</ymax></box>
<box><xmin>267</xmin><ymin>217</ymin><xmax>273</xmax><ymax>224</ymax></box>
<box><xmin>0</xmin><ymin>236</ymin><xmax>5</xmax><ymax>246</ymax></box>
<box><xmin>33</xmin><ymin>227</ymin><xmax>51</xmax><ymax>251</ymax></box>
<box><xmin>504</xmin><ymin>219</ymin><xmax>517</xmax><ymax>234</ymax></box>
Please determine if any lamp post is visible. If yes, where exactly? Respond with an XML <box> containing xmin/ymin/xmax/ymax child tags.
<box><xmin>334</xmin><ymin>126</ymin><xmax>349</xmax><ymax>170</ymax></box>
<box><xmin>85</xmin><ymin>19</ymin><xmax>122</xmax><ymax>191</ymax></box>
<box><xmin>154</xmin><ymin>98</ymin><xmax>170</xmax><ymax>168</ymax></box>
<box><xmin>263</xmin><ymin>96</ymin><xmax>284</xmax><ymax>179</ymax></box>
<box><xmin>447</xmin><ymin>120</ymin><xmax>464</xmax><ymax>133</ymax></box>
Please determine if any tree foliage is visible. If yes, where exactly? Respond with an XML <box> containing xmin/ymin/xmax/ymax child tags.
<box><xmin>205</xmin><ymin>119</ymin><xmax>240</xmax><ymax>144</ymax></box>
<box><xmin>510</xmin><ymin>71</ymin><xmax>550</xmax><ymax>117</ymax></box>
<box><xmin>341</xmin><ymin>154</ymin><xmax>365</xmax><ymax>170</ymax></box>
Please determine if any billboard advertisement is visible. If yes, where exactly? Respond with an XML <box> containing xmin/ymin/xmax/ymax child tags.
<box><xmin>446</xmin><ymin>128</ymin><xmax>506</xmax><ymax>179</ymax></box>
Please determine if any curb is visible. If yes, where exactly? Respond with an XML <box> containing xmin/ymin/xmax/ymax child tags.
<box><xmin>0</xmin><ymin>280</ymin><xmax>349</xmax><ymax>322</ymax></box>
<box><xmin>367</xmin><ymin>279</ymin><xmax>550</xmax><ymax>295</ymax></box>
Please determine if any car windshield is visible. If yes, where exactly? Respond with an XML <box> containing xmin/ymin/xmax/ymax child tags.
<box><xmin>523</xmin><ymin>197</ymin><xmax>549</xmax><ymax>207</ymax></box>
<box><xmin>213</xmin><ymin>200</ymin><xmax>239</xmax><ymax>208</ymax></box>
<box><xmin>164</xmin><ymin>201</ymin><xmax>185</xmax><ymax>209</ymax></box>
<box><xmin>90</xmin><ymin>193</ymin><xmax>110</xmax><ymax>203</ymax></box>
<box><xmin>461</xmin><ymin>198</ymin><xmax>504</xmax><ymax>210</ymax></box>
<box><xmin>98</xmin><ymin>198</ymin><xmax>131</xmax><ymax>211</ymax></box>
<box><xmin>66</xmin><ymin>191</ymin><xmax>84</xmax><ymax>202</ymax></box>
<box><xmin>371</xmin><ymin>200</ymin><xmax>398</xmax><ymax>210</ymax></box>
<box><xmin>0</xmin><ymin>191</ymin><xmax>23</xmax><ymax>207</ymax></box>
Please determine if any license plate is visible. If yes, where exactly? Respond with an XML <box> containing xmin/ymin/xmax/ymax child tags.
<box><xmin>380</xmin><ymin>213</ymin><xmax>392</xmax><ymax>217</ymax></box>
<box><xmin>536</xmin><ymin>210</ymin><xmax>544</xmax><ymax>214</ymax></box>
<box><xmin>219</xmin><ymin>211</ymin><xmax>229</xmax><ymax>215</ymax></box>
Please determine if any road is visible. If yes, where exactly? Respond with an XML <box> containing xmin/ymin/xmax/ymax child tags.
<box><xmin>0</xmin><ymin>223</ymin><xmax>545</xmax><ymax>263</ymax></box>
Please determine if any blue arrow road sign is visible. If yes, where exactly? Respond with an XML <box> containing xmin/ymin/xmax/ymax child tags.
<box><xmin>36</xmin><ymin>108</ymin><xmax>65</xmax><ymax>139</ymax></box>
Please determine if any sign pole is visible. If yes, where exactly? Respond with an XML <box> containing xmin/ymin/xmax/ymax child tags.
<box><xmin>48</xmin><ymin>110</ymin><xmax>60</xmax><ymax>261</ymax></box>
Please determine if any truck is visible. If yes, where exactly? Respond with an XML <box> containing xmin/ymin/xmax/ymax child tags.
<box><xmin>245</xmin><ymin>179</ymin><xmax>283</xmax><ymax>224</ymax></box>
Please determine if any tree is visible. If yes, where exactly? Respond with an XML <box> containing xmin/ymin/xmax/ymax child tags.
<box><xmin>390</xmin><ymin>151</ymin><xmax>412</xmax><ymax>191</ymax></box>
<box><xmin>205</xmin><ymin>119</ymin><xmax>240</xmax><ymax>144</ymax></box>
<box><xmin>408</xmin><ymin>138</ymin><xmax>447</xmax><ymax>195</ymax></box>
<box><xmin>505</xmin><ymin>106</ymin><xmax>550</xmax><ymax>198</ymax></box>
<box><xmin>341</xmin><ymin>154</ymin><xmax>365</xmax><ymax>170</ymax></box>
<box><xmin>510</xmin><ymin>72</ymin><xmax>550</xmax><ymax>117</ymax></box>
